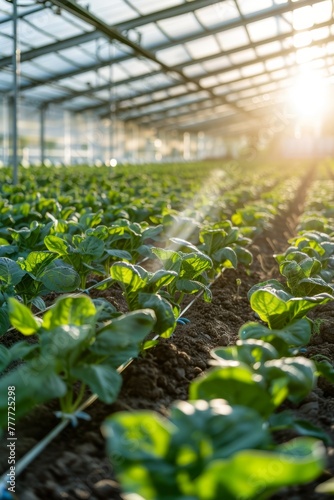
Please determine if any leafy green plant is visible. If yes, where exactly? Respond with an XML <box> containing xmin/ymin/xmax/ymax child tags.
<box><xmin>190</xmin><ymin>352</ymin><xmax>315</xmax><ymax>418</ymax></box>
<box><xmin>151</xmin><ymin>245</ymin><xmax>213</xmax><ymax>303</ymax></box>
<box><xmin>0</xmin><ymin>295</ymin><xmax>156</xmax><ymax>426</ymax></box>
<box><xmin>110</xmin><ymin>261</ymin><xmax>177</xmax><ymax>338</ymax></box>
<box><xmin>239</xmin><ymin>319</ymin><xmax>312</xmax><ymax>356</ymax></box>
<box><xmin>103</xmin><ymin>399</ymin><xmax>325</xmax><ymax>500</ymax></box>
<box><xmin>44</xmin><ymin>234</ymin><xmax>106</xmax><ymax>288</ymax></box>
<box><xmin>248</xmin><ymin>279</ymin><xmax>332</xmax><ymax>329</ymax></box>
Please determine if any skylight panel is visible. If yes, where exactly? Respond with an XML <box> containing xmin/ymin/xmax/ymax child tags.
<box><xmin>313</xmin><ymin>1</ymin><xmax>332</xmax><ymax>24</ymax></box>
<box><xmin>265</xmin><ymin>56</ymin><xmax>285</xmax><ymax>71</ymax></box>
<box><xmin>127</xmin><ymin>0</ymin><xmax>182</xmax><ymax>15</ymax></box>
<box><xmin>158</xmin><ymin>13</ymin><xmax>203</xmax><ymax>39</ymax></box>
<box><xmin>247</xmin><ymin>17</ymin><xmax>279</xmax><ymax>42</ymax></box>
<box><xmin>203</xmin><ymin>56</ymin><xmax>231</xmax><ymax>72</ymax></box>
<box><xmin>256</xmin><ymin>41</ymin><xmax>282</xmax><ymax>57</ymax></box>
<box><xmin>196</xmin><ymin>2</ymin><xmax>240</xmax><ymax>28</ymax></box>
<box><xmin>156</xmin><ymin>45</ymin><xmax>191</xmax><ymax>65</ymax></box>
<box><xmin>217</xmin><ymin>27</ymin><xmax>249</xmax><ymax>50</ymax></box>
<box><xmin>241</xmin><ymin>62</ymin><xmax>265</xmax><ymax>78</ymax></box>
<box><xmin>134</xmin><ymin>23</ymin><xmax>169</xmax><ymax>48</ymax></box>
<box><xmin>186</xmin><ymin>35</ymin><xmax>220</xmax><ymax>59</ymax></box>
<box><xmin>91</xmin><ymin>0</ymin><xmax>137</xmax><ymax>24</ymax></box>
<box><xmin>199</xmin><ymin>75</ymin><xmax>220</xmax><ymax>88</ymax></box>
<box><xmin>183</xmin><ymin>64</ymin><xmax>206</xmax><ymax>78</ymax></box>
<box><xmin>229</xmin><ymin>49</ymin><xmax>256</xmax><ymax>65</ymax></box>
<box><xmin>218</xmin><ymin>69</ymin><xmax>242</xmax><ymax>83</ymax></box>
<box><xmin>238</xmin><ymin>0</ymin><xmax>273</xmax><ymax>16</ymax></box>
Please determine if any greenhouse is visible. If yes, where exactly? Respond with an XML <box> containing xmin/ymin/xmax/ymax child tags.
<box><xmin>1</xmin><ymin>1</ymin><xmax>334</xmax><ymax>499</ymax></box>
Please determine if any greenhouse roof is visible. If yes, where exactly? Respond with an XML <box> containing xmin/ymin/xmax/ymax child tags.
<box><xmin>1</xmin><ymin>0</ymin><xmax>334</xmax><ymax>135</ymax></box>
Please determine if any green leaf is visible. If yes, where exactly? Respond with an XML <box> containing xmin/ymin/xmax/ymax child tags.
<box><xmin>0</xmin><ymin>257</ymin><xmax>25</xmax><ymax>285</ymax></box>
<box><xmin>110</xmin><ymin>262</ymin><xmax>146</xmax><ymax>293</ymax></box>
<box><xmin>212</xmin><ymin>247</ymin><xmax>237</xmax><ymax>269</ymax></box>
<box><xmin>138</xmin><ymin>293</ymin><xmax>175</xmax><ymax>338</ymax></box>
<box><xmin>40</xmin><ymin>324</ymin><xmax>92</xmax><ymax>366</ymax></box>
<box><xmin>40</xmin><ymin>262</ymin><xmax>81</xmax><ymax>293</ymax></box>
<box><xmin>248</xmin><ymin>281</ymin><xmax>333</xmax><ymax>329</ymax></box>
<box><xmin>176</xmin><ymin>279</ymin><xmax>212</xmax><ymax>301</ymax></box>
<box><xmin>44</xmin><ymin>235</ymin><xmax>69</xmax><ymax>255</ymax></box>
<box><xmin>71</xmin><ymin>363</ymin><xmax>122</xmax><ymax>404</ymax></box>
<box><xmin>8</xmin><ymin>297</ymin><xmax>41</xmax><ymax>335</ymax></box>
<box><xmin>189</xmin><ymin>365</ymin><xmax>276</xmax><ymax>417</ymax></box>
<box><xmin>151</xmin><ymin>248</ymin><xmax>181</xmax><ymax>273</ymax></box>
<box><xmin>211</xmin><ymin>339</ymin><xmax>278</xmax><ymax>365</ymax></box>
<box><xmin>180</xmin><ymin>253</ymin><xmax>212</xmax><ymax>279</ymax></box>
<box><xmin>239</xmin><ymin>319</ymin><xmax>312</xmax><ymax>351</ymax></box>
<box><xmin>106</xmin><ymin>249</ymin><xmax>132</xmax><ymax>260</ymax></box>
<box><xmin>0</xmin><ymin>345</ymin><xmax>10</xmax><ymax>371</ymax></box>
<box><xmin>77</xmin><ymin>235</ymin><xmax>105</xmax><ymax>258</ymax></box>
<box><xmin>42</xmin><ymin>295</ymin><xmax>97</xmax><ymax>330</ymax></box>
<box><xmin>91</xmin><ymin>309</ymin><xmax>156</xmax><ymax>367</ymax></box>
<box><xmin>234</xmin><ymin>246</ymin><xmax>253</xmax><ymax>266</ymax></box>
<box><xmin>262</xmin><ymin>357</ymin><xmax>315</xmax><ymax>404</ymax></box>
<box><xmin>31</xmin><ymin>296</ymin><xmax>46</xmax><ymax>311</ymax></box>
<box><xmin>0</xmin><ymin>307</ymin><xmax>10</xmax><ymax>335</ymax></box>
<box><xmin>269</xmin><ymin>411</ymin><xmax>331</xmax><ymax>445</ymax></box>
<box><xmin>0</xmin><ymin>363</ymin><xmax>66</xmax><ymax>427</ymax></box>
<box><xmin>195</xmin><ymin>438</ymin><xmax>325</xmax><ymax>499</ymax></box>
<box><xmin>147</xmin><ymin>269</ymin><xmax>178</xmax><ymax>291</ymax></box>
<box><xmin>20</xmin><ymin>251</ymin><xmax>56</xmax><ymax>278</ymax></box>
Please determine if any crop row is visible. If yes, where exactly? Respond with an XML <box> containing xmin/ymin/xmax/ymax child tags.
<box><xmin>0</xmin><ymin>164</ymin><xmax>305</xmax><ymax>425</ymax></box>
<box><xmin>0</xmin><ymin>162</ymin><xmax>319</xmax><ymax>498</ymax></box>
<box><xmin>101</xmin><ymin>168</ymin><xmax>334</xmax><ymax>499</ymax></box>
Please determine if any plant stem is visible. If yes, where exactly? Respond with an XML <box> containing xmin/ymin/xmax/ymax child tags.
<box><xmin>71</xmin><ymin>383</ymin><xmax>86</xmax><ymax>412</ymax></box>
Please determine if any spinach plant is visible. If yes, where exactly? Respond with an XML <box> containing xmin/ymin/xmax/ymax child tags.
<box><xmin>103</xmin><ymin>399</ymin><xmax>325</xmax><ymax>500</ymax></box>
<box><xmin>0</xmin><ymin>295</ymin><xmax>156</xmax><ymax>426</ymax></box>
<box><xmin>248</xmin><ymin>279</ymin><xmax>332</xmax><ymax>329</ymax></box>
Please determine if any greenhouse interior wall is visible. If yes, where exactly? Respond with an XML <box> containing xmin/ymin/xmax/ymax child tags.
<box><xmin>0</xmin><ymin>98</ymin><xmax>230</xmax><ymax>167</ymax></box>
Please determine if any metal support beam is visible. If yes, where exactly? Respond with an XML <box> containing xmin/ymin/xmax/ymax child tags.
<box><xmin>12</xmin><ymin>0</ymin><xmax>19</xmax><ymax>185</ymax></box>
<box><xmin>40</xmin><ymin>105</ymin><xmax>46</xmax><ymax>166</ymax></box>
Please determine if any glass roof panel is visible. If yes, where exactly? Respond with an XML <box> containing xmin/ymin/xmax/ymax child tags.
<box><xmin>186</xmin><ymin>35</ymin><xmax>220</xmax><ymax>59</ymax></box>
<box><xmin>196</xmin><ymin>3</ymin><xmax>240</xmax><ymax>29</ymax></box>
<box><xmin>218</xmin><ymin>69</ymin><xmax>242</xmax><ymax>83</ymax></box>
<box><xmin>265</xmin><ymin>56</ymin><xmax>285</xmax><ymax>71</ymax></box>
<box><xmin>241</xmin><ymin>62</ymin><xmax>265</xmax><ymax>77</ymax></box>
<box><xmin>203</xmin><ymin>56</ymin><xmax>231</xmax><ymax>72</ymax></box>
<box><xmin>127</xmin><ymin>0</ymin><xmax>182</xmax><ymax>15</ymax></box>
<box><xmin>157</xmin><ymin>13</ymin><xmax>203</xmax><ymax>39</ymax></box>
<box><xmin>156</xmin><ymin>45</ymin><xmax>191</xmax><ymax>65</ymax></box>
<box><xmin>30</xmin><ymin>53</ymin><xmax>81</xmax><ymax>73</ymax></box>
<box><xmin>134</xmin><ymin>23</ymin><xmax>170</xmax><ymax>47</ymax></box>
<box><xmin>238</xmin><ymin>0</ymin><xmax>273</xmax><ymax>16</ymax></box>
<box><xmin>89</xmin><ymin>0</ymin><xmax>137</xmax><ymax>24</ymax></box>
<box><xmin>313</xmin><ymin>0</ymin><xmax>332</xmax><ymax>24</ymax></box>
<box><xmin>229</xmin><ymin>49</ymin><xmax>256</xmax><ymax>65</ymax></box>
<box><xmin>199</xmin><ymin>75</ymin><xmax>220</xmax><ymax>88</ymax></box>
<box><xmin>183</xmin><ymin>64</ymin><xmax>206</xmax><ymax>78</ymax></box>
<box><xmin>248</xmin><ymin>17</ymin><xmax>280</xmax><ymax>42</ymax></box>
<box><xmin>256</xmin><ymin>41</ymin><xmax>282</xmax><ymax>57</ymax></box>
<box><xmin>217</xmin><ymin>27</ymin><xmax>249</xmax><ymax>50</ymax></box>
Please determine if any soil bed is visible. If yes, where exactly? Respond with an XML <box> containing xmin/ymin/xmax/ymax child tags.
<box><xmin>2</xmin><ymin>175</ymin><xmax>334</xmax><ymax>500</ymax></box>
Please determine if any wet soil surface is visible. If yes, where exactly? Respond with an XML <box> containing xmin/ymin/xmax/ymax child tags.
<box><xmin>2</xmin><ymin>175</ymin><xmax>334</xmax><ymax>500</ymax></box>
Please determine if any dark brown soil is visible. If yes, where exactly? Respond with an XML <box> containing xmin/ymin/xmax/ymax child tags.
<box><xmin>2</xmin><ymin>173</ymin><xmax>334</xmax><ymax>500</ymax></box>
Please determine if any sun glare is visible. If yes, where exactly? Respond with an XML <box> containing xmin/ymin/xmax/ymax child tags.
<box><xmin>287</xmin><ymin>73</ymin><xmax>328</xmax><ymax>121</ymax></box>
